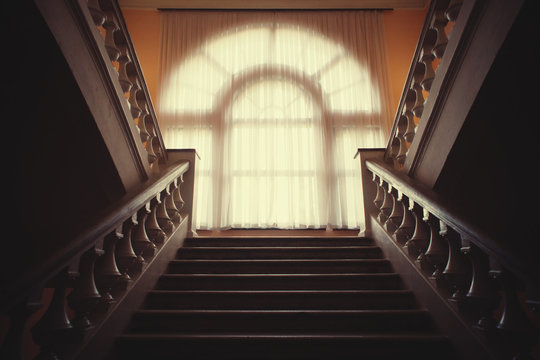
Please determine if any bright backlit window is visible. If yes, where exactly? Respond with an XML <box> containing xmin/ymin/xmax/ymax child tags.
<box><xmin>158</xmin><ymin>11</ymin><xmax>392</xmax><ymax>230</ymax></box>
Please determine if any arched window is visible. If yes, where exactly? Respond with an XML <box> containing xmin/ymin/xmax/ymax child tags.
<box><xmin>158</xmin><ymin>11</ymin><xmax>393</xmax><ymax>231</ymax></box>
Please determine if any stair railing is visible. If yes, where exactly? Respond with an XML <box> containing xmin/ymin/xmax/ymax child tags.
<box><xmin>385</xmin><ymin>0</ymin><xmax>466</xmax><ymax>168</ymax></box>
<box><xmin>364</xmin><ymin>157</ymin><xmax>539</xmax><ymax>359</ymax></box>
<box><xmin>1</xmin><ymin>161</ymin><xmax>190</xmax><ymax>360</ymax></box>
<box><xmin>87</xmin><ymin>0</ymin><xmax>167</xmax><ymax>169</ymax></box>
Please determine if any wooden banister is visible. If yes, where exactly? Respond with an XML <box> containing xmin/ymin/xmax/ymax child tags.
<box><xmin>1</xmin><ymin>161</ymin><xmax>190</xmax><ymax>360</ymax></box>
<box><xmin>364</xmin><ymin>157</ymin><xmax>539</xmax><ymax>359</ymax></box>
<box><xmin>385</xmin><ymin>0</ymin><xmax>466</xmax><ymax>168</ymax></box>
<box><xmin>34</xmin><ymin>0</ymin><xmax>167</xmax><ymax>188</ymax></box>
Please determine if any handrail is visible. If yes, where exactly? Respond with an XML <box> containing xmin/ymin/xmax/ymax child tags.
<box><xmin>1</xmin><ymin>160</ymin><xmax>190</xmax><ymax>359</ymax></box>
<box><xmin>365</xmin><ymin>157</ymin><xmax>539</xmax><ymax>359</ymax></box>
<box><xmin>2</xmin><ymin>161</ymin><xmax>188</xmax><ymax>310</ymax></box>
<box><xmin>366</xmin><ymin>159</ymin><xmax>537</xmax><ymax>286</ymax></box>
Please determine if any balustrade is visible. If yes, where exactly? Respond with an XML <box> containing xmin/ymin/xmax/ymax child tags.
<box><xmin>84</xmin><ymin>0</ymin><xmax>166</xmax><ymax>170</ymax></box>
<box><xmin>1</xmin><ymin>163</ymin><xmax>190</xmax><ymax>359</ymax></box>
<box><xmin>365</xmin><ymin>159</ymin><xmax>539</xmax><ymax>359</ymax></box>
<box><xmin>385</xmin><ymin>0</ymin><xmax>463</xmax><ymax>168</ymax></box>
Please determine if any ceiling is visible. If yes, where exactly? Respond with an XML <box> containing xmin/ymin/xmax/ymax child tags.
<box><xmin>118</xmin><ymin>0</ymin><xmax>428</xmax><ymax>10</ymax></box>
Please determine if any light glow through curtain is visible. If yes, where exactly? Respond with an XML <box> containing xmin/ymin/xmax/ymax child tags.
<box><xmin>157</xmin><ymin>11</ymin><xmax>393</xmax><ymax>230</ymax></box>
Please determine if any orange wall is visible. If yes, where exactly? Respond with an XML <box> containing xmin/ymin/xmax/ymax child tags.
<box><xmin>383</xmin><ymin>8</ymin><xmax>428</xmax><ymax>115</ymax></box>
<box><xmin>122</xmin><ymin>8</ymin><xmax>427</xmax><ymax>118</ymax></box>
<box><xmin>122</xmin><ymin>9</ymin><xmax>161</xmax><ymax>106</ymax></box>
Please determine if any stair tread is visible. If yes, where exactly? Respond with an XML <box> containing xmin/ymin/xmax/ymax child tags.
<box><xmin>169</xmin><ymin>258</ymin><xmax>390</xmax><ymax>263</ymax></box>
<box><xmin>177</xmin><ymin>246</ymin><xmax>383</xmax><ymax>260</ymax></box>
<box><xmin>111</xmin><ymin>236</ymin><xmax>455</xmax><ymax>359</ymax></box>
<box><xmin>167</xmin><ymin>258</ymin><xmax>394</xmax><ymax>274</ymax></box>
<box><xmin>117</xmin><ymin>333</ymin><xmax>447</xmax><ymax>340</ymax></box>
<box><xmin>186</xmin><ymin>236</ymin><xmax>368</xmax><ymax>240</ymax></box>
<box><xmin>179</xmin><ymin>246</ymin><xmax>380</xmax><ymax>250</ymax></box>
<box><xmin>183</xmin><ymin>237</ymin><xmax>374</xmax><ymax>248</ymax></box>
<box><xmin>159</xmin><ymin>273</ymin><xmax>400</xmax><ymax>277</ymax></box>
<box><xmin>133</xmin><ymin>309</ymin><xmax>430</xmax><ymax>315</ymax></box>
<box><xmin>113</xmin><ymin>333</ymin><xmax>453</xmax><ymax>359</ymax></box>
<box><xmin>148</xmin><ymin>289</ymin><xmax>413</xmax><ymax>294</ymax></box>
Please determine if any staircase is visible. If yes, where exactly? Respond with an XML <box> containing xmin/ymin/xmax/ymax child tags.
<box><xmin>111</xmin><ymin>236</ymin><xmax>455</xmax><ymax>359</ymax></box>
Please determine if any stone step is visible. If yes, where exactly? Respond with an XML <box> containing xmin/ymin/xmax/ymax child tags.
<box><xmin>143</xmin><ymin>290</ymin><xmax>418</xmax><ymax>310</ymax></box>
<box><xmin>156</xmin><ymin>273</ymin><xmax>403</xmax><ymax>290</ymax></box>
<box><xmin>176</xmin><ymin>246</ymin><xmax>383</xmax><ymax>259</ymax></box>
<box><xmin>166</xmin><ymin>259</ymin><xmax>394</xmax><ymax>274</ymax></box>
<box><xmin>112</xmin><ymin>333</ymin><xmax>454</xmax><ymax>360</ymax></box>
<box><xmin>183</xmin><ymin>237</ymin><xmax>373</xmax><ymax>247</ymax></box>
<box><xmin>127</xmin><ymin>309</ymin><xmax>434</xmax><ymax>334</ymax></box>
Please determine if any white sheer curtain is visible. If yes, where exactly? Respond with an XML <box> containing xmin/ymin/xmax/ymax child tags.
<box><xmin>157</xmin><ymin>11</ymin><xmax>393</xmax><ymax>231</ymax></box>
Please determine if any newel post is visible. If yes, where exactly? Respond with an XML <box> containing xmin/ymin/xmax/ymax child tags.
<box><xmin>166</xmin><ymin>149</ymin><xmax>198</xmax><ymax>237</ymax></box>
<box><xmin>355</xmin><ymin>149</ymin><xmax>385</xmax><ymax>237</ymax></box>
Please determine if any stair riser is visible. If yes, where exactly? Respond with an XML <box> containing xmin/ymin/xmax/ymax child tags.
<box><xmin>113</xmin><ymin>337</ymin><xmax>454</xmax><ymax>360</ymax></box>
<box><xmin>156</xmin><ymin>274</ymin><xmax>403</xmax><ymax>290</ymax></box>
<box><xmin>176</xmin><ymin>247</ymin><xmax>382</xmax><ymax>259</ymax></box>
<box><xmin>167</xmin><ymin>260</ymin><xmax>393</xmax><ymax>274</ymax></box>
<box><xmin>183</xmin><ymin>238</ymin><xmax>373</xmax><ymax>247</ymax></box>
<box><xmin>144</xmin><ymin>291</ymin><xmax>417</xmax><ymax>310</ymax></box>
<box><xmin>128</xmin><ymin>311</ymin><xmax>433</xmax><ymax>333</ymax></box>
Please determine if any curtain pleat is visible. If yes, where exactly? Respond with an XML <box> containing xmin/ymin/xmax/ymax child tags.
<box><xmin>157</xmin><ymin>10</ymin><xmax>393</xmax><ymax>231</ymax></box>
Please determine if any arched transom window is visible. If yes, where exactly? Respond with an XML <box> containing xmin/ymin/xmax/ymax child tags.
<box><xmin>158</xmin><ymin>11</ymin><xmax>392</xmax><ymax>230</ymax></box>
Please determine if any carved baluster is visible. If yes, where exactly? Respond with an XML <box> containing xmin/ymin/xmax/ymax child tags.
<box><xmin>391</xmin><ymin>136</ymin><xmax>407</xmax><ymax>166</ymax></box>
<box><xmin>67</xmin><ymin>247</ymin><xmax>103</xmax><ymax>332</ymax></box>
<box><xmin>137</xmin><ymin>112</ymin><xmax>152</xmax><ymax>144</ymax></box>
<box><xmin>103</xmin><ymin>10</ymin><xmax>120</xmax><ymax>64</ymax></box>
<box><xmin>174</xmin><ymin>175</ymin><xmax>186</xmax><ymax>212</ymax></box>
<box><xmin>152</xmin><ymin>135</ymin><xmax>165</xmax><ymax>165</ymax></box>
<box><xmin>157</xmin><ymin>189</ymin><xmax>175</xmax><ymax>234</ymax></box>
<box><xmin>146</xmin><ymin>196</ymin><xmax>167</xmax><ymax>246</ymax></box>
<box><xmin>31</xmin><ymin>269</ymin><xmax>77</xmax><ymax>359</ymax></box>
<box><xmin>490</xmin><ymin>267</ymin><xmax>538</xmax><ymax>359</ymax></box>
<box><xmin>86</xmin><ymin>0</ymin><xmax>105</xmax><ymax>27</ymax></box>
<box><xmin>440</xmin><ymin>222</ymin><xmax>470</xmax><ymax>304</ymax></box>
<box><xmin>146</xmin><ymin>136</ymin><xmax>159</xmax><ymax>166</ymax></box>
<box><xmin>372</xmin><ymin>174</ymin><xmax>384</xmax><ymax>212</ymax></box>
<box><xmin>117</xmin><ymin>40</ymin><xmax>133</xmax><ymax>94</ymax></box>
<box><xmin>432</xmin><ymin>8</ymin><xmax>449</xmax><ymax>59</ymax></box>
<box><xmin>0</xmin><ymin>293</ymin><xmax>42</xmax><ymax>360</ymax></box>
<box><xmin>445</xmin><ymin>0</ymin><xmax>463</xmax><ymax>22</ymax></box>
<box><xmin>144</xmin><ymin>115</ymin><xmax>162</xmax><ymax>166</ymax></box>
<box><xmin>378</xmin><ymin>182</ymin><xmax>393</xmax><ymax>225</ymax></box>
<box><xmin>404</xmin><ymin>201</ymin><xmax>429</xmax><ymax>268</ymax></box>
<box><xmin>132</xmin><ymin>204</ymin><xmax>157</xmax><ymax>260</ymax></box>
<box><xmin>412</xmin><ymin>63</ymin><xmax>425</xmax><ymax>118</ymax></box>
<box><xmin>460</xmin><ymin>240</ymin><xmax>499</xmax><ymax>332</ymax></box>
<box><xmin>386</xmin><ymin>187</ymin><xmax>403</xmax><ymax>235</ymax></box>
<box><xmin>116</xmin><ymin>214</ymin><xmax>144</xmax><ymax>277</ymax></box>
<box><xmin>164</xmin><ymin>183</ymin><xmax>182</xmax><ymax>224</ymax></box>
<box><xmin>420</xmin><ymin>29</ymin><xmax>437</xmax><ymax>92</ymax></box>
<box><xmin>403</xmin><ymin>89</ymin><xmax>417</xmax><ymax>143</ymax></box>
<box><xmin>127</xmin><ymin>68</ymin><xmax>142</xmax><ymax>121</ymax></box>
<box><xmin>395</xmin><ymin>195</ymin><xmax>415</xmax><ymax>246</ymax></box>
<box><xmin>423</xmin><ymin>210</ymin><xmax>449</xmax><ymax>287</ymax></box>
<box><xmin>95</xmin><ymin>228</ymin><xmax>123</xmax><ymax>308</ymax></box>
